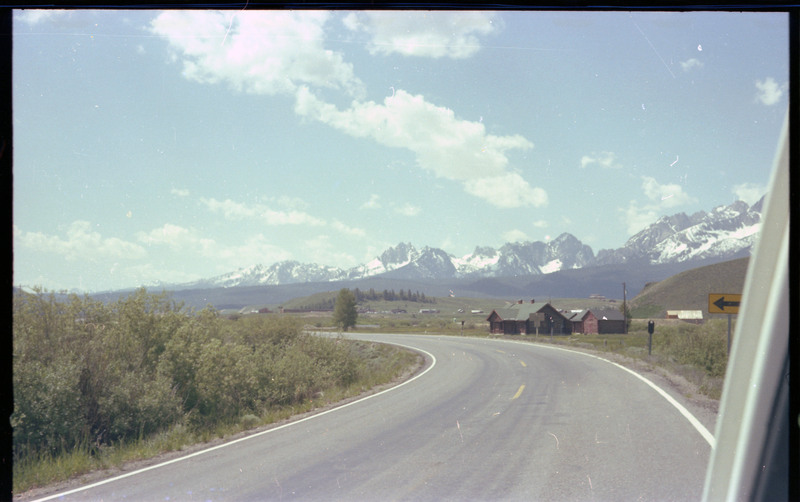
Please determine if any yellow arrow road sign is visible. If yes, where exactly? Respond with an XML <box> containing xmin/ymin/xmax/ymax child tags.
<box><xmin>709</xmin><ymin>293</ymin><xmax>742</xmax><ymax>314</ymax></box>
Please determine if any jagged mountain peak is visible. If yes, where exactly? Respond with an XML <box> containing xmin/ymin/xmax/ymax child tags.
<box><xmin>163</xmin><ymin>198</ymin><xmax>762</xmax><ymax>290</ymax></box>
<box><xmin>597</xmin><ymin>198</ymin><xmax>762</xmax><ymax>266</ymax></box>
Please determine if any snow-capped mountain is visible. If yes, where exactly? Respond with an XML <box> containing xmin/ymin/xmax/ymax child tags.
<box><xmin>450</xmin><ymin>233</ymin><xmax>595</xmax><ymax>278</ymax></box>
<box><xmin>169</xmin><ymin>198</ymin><xmax>763</xmax><ymax>289</ymax></box>
<box><xmin>183</xmin><ymin>262</ymin><xmax>349</xmax><ymax>289</ymax></box>
<box><xmin>595</xmin><ymin>197</ymin><xmax>763</xmax><ymax>265</ymax></box>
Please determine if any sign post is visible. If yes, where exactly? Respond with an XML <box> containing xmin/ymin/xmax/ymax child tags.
<box><xmin>709</xmin><ymin>294</ymin><xmax>741</xmax><ymax>355</ymax></box>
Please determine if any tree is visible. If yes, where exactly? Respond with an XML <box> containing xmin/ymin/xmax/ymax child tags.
<box><xmin>333</xmin><ymin>288</ymin><xmax>358</xmax><ymax>332</ymax></box>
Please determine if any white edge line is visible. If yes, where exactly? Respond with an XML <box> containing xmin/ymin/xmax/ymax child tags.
<box><xmin>33</xmin><ymin>341</ymin><xmax>436</xmax><ymax>502</ymax></box>
<box><xmin>503</xmin><ymin>339</ymin><xmax>716</xmax><ymax>448</ymax></box>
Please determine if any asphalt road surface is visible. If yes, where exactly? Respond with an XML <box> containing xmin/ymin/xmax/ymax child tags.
<box><xmin>35</xmin><ymin>333</ymin><xmax>715</xmax><ymax>501</ymax></box>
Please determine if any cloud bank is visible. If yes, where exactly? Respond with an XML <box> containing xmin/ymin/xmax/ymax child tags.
<box><xmin>151</xmin><ymin>10</ymin><xmax>544</xmax><ymax>209</ymax></box>
<box><xmin>342</xmin><ymin>11</ymin><xmax>501</xmax><ymax>59</ymax></box>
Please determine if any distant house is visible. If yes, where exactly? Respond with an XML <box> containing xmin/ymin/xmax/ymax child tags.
<box><xmin>595</xmin><ymin>309</ymin><xmax>626</xmax><ymax>334</ymax></box>
<box><xmin>570</xmin><ymin>310</ymin><xmax>595</xmax><ymax>334</ymax></box>
<box><xmin>666</xmin><ymin>310</ymin><xmax>704</xmax><ymax>324</ymax></box>
<box><xmin>486</xmin><ymin>300</ymin><xmax>572</xmax><ymax>335</ymax></box>
<box><xmin>571</xmin><ymin>309</ymin><xmax>626</xmax><ymax>334</ymax></box>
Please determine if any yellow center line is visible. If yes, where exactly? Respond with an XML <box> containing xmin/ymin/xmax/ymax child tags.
<box><xmin>519</xmin><ymin>360</ymin><xmax>527</xmax><ymax>367</ymax></box>
<box><xmin>512</xmin><ymin>384</ymin><xmax>525</xmax><ymax>400</ymax></box>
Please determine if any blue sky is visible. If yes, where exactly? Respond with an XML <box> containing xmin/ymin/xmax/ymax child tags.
<box><xmin>13</xmin><ymin>9</ymin><xmax>788</xmax><ymax>293</ymax></box>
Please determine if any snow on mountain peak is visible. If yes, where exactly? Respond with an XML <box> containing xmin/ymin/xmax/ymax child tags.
<box><xmin>164</xmin><ymin>198</ymin><xmax>762</xmax><ymax>289</ymax></box>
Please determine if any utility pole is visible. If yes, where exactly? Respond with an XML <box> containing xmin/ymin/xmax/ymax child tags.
<box><xmin>623</xmin><ymin>282</ymin><xmax>627</xmax><ymax>334</ymax></box>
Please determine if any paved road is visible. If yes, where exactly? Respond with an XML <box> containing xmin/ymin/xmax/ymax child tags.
<box><xmin>37</xmin><ymin>334</ymin><xmax>714</xmax><ymax>501</ymax></box>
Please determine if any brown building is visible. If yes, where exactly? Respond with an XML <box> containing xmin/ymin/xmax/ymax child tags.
<box><xmin>570</xmin><ymin>309</ymin><xmax>626</xmax><ymax>334</ymax></box>
<box><xmin>487</xmin><ymin>300</ymin><xmax>573</xmax><ymax>335</ymax></box>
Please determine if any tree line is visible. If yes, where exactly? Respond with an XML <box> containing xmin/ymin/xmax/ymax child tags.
<box><xmin>12</xmin><ymin>288</ymin><xmax>358</xmax><ymax>461</ymax></box>
<box><xmin>299</xmin><ymin>288</ymin><xmax>436</xmax><ymax>311</ymax></box>
<box><xmin>353</xmin><ymin>288</ymin><xmax>435</xmax><ymax>304</ymax></box>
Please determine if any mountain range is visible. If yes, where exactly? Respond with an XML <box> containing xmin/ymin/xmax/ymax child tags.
<box><xmin>167</xmin><ymin>197</ymin><xmax>763</xmax><ymax>291</ymax></box>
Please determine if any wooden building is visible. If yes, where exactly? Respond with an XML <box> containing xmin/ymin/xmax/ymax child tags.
<box><xmin>570</xmin><ymin>309</ymin><xmax>626</xmax><ymax>334</ymax></box>
<box><xmin>487</xmin><ymin>300</ymin><xmax>573</xmax><ymax>335</ymax></box>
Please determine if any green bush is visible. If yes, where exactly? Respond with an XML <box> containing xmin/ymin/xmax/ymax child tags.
<box><xmin>13</xmin><ymin>288</ymin><xmax>421</xmax><ymax>493</ymax></box>
<box><xmin>652</xmin><ymin>320</ymin><xmax>728</xmax><ymax>377</ymax></box>
<box><xmin>12</xmin><ymin>359</ymin><xmax>85</xmax><ymax>457</ymax></box>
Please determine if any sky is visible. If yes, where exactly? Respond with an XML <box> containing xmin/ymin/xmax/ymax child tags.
<box><xmin>12</xmin><ymin>9</ymin><xmax>789</xmax><ymax>293</ymax></box>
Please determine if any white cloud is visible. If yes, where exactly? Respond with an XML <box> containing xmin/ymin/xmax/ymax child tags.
<box><xmin>15</xmin><ymin>10</ymin><xmax>71</xmax><ymax>26</ymax></box>
<box><xmin>532</xmin><ymin>220</ymin><xmax>548</xmax><ymax>228</ymax></box>
<box><xmin>732</xmin><ymin>183</ymin><xmax>766</xmax><ymax>205</ymax></box>
<box><xmin>641</xmin><ymin>176</ymin><xmax>696</xmax><ymax>208</ymax></box>
<box><xmin>755</xmin><ymin>77</ymin><xmax>787</xmax><ymax>106</ymax></box>
<box><xmin>680</xmin><ymin>58</ymin><xmax>703</xmax><ymax>72</ymax></box>
<box><xmin>15</xmin><ymin>221</ymin><xmax>147</xmax><ymax>262</ymax></box>
<box><xmin>343</xmin><ymin>11</ymin><xmax>501</xmax><ymax>59</ymax></box>
<box><xmin>201</xmin><ymin>197</ymin><xmax>325</xmax><ymax>226</ymax></box>
<box><xmin>463</xmin><ymin>173</ymin><xmax>548</xmax><ymax>208</ymax></box>
<box><xmin>139</xmin><ymin>225</ymin><xmax>292</xmax><ymax>272</ymax></box>
<box><xmin>295</xmin><ymin>87</ymin><xmax>542</xmax><ymax>208</ymax></box>
<box><xmin>624</xmin><ymin>204</ymin><xmax>660</xmax><ymax>235</ymax></box>
<box><xmin>150</xmin><ymin>11</ymin><xmax>363</xmax><ymax>97</ymax></box>
<box><xmin>332</xmin><ymin>220</ymin><xmax>366</xmax><ymax>237</ymax></box>
<box><xmin>151</xmin><ymin>10</ymin><xmax>538</xmax><ymax>210</ymax></box>
<box><xmin>137</xmin><ymin>223</ymin><xmax>214</xmax><ymax>253</ymax></box>
<box><xmin>395</xmin><ymin>203</ymin><xmax>421</xmax><ymax>216</ymax></box>
<box><xmin>171</xmin><ymin>187</ymin><xmax>190</xmax><ymax>197</ymax></box>
<box><xmin>271</xmin><ymin>195</ymin><xmax>310</xmax><ymax>210</ymax></box>
<box><xmin>207</xmin><ymin>234</ymin><xmax>292</xmax><ymax>265</ymax></box>
<box><xmin>361</xmin><ymin>193</ymin><xmax>381</xmax><ymax>209</ymax></box>
<box><xmin>623</xmin><ymin>176</ymin><xmax>698</xmax><ymax>234</ymax></box>
<box><xmin>503</xmin><ymin>229</ymin><xmax>528</xmax><ymax>242</ymax></box>
<box><xmin>580</xmin><ymin>151</ymin><xmax>620</xmax><ymax>169</ymax></box>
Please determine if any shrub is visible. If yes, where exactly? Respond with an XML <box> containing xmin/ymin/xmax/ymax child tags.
<box><xmin>652</xmin><ymin>321</ymin><xmax>728</xmax><ymax>378</ymax></box>
<box><xmin>12</xmin><ymin>287</ymin><xmax>418</xmax><ymax>492</ymax></box>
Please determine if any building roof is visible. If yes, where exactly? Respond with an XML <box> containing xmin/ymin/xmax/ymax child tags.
<box><xmin>667</xmin><ymin>310</ymin><xmax>704</xmax><ymax>320</ymax></box>
<box><xmin>489</xmin><ymin>302</ymin><xmax>552</xmax><ymax>322</ymax></box>
<box><xmin>589</xmin><ymin>309</ymin><xmax>625</xmax><ymax>321</ymax></box>
<box><xmin>569</xmin><ymin>309</ymin><xmax>589</xmax><ymax>321</ymax></box>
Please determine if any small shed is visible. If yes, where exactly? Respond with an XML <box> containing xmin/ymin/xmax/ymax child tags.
<box><xmin>593</xmin><ymin>309</ymin><xmax>626</xmax><ymax>334</ymax></box>
<box><xmin>569</xmin><ymin>309</ymin><xmax>625</xmax><ymax>334</ymax></box>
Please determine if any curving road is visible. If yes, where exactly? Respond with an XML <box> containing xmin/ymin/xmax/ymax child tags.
<box><xmin>35</xmin><ymin>333</ymin><xmax>714</xmax><ymax>501</ymax></box>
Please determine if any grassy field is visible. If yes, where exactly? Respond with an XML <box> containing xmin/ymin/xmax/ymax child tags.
<box><xmin>630</xmin><ymin>257</ymin><xmax>748</xmax><ymax>317</ymax></box>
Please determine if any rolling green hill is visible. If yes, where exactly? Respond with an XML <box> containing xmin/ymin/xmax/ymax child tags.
<box><xmin>630</xmin><ymin>257</ymin><xmax>749</xmax><ymax>318</ymax></box>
